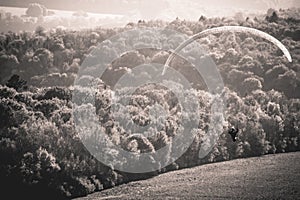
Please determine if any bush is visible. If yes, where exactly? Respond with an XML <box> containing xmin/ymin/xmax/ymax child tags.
<box><xmin>6</xmin><ymin>74</ymin><xmax>27</xmax><ymax>91</ymax></box>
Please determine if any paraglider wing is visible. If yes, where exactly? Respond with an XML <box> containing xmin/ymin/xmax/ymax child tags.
<box><xmin>163</xmin><ymin>26</ymin><xmax>292</xmax><ymax>75</ymax></box>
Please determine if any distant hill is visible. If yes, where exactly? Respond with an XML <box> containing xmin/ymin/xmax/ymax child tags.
<box><xmin>0</xmin><ymin>0</ymin><xmax>135</xmax><ymax>14</ymax></box>
<box><xmin>0</xmin><ymin>0</ymin><xmax>299</xmax><ymax>15</ymax></box>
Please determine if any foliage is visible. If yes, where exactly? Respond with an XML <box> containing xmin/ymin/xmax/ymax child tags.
<box><xmin>0</xmin><ymin>8</ymin><xmax>299</xmax><ymax>199</ymax></box>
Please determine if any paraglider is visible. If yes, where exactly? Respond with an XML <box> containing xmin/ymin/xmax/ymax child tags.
<box><xmin>228</xmin><ymin>126</ymin><xmax>239</xmax><ymax>142</ymax></box>
<box><xmin>162</xmin><ymin>26</ymin><xmax>292</xmax><ymax>75</ymax></box>
<box><xmin>161</xmin><ymin>25</ymin><xmax>292</xmax><ymax>144</ymax></box>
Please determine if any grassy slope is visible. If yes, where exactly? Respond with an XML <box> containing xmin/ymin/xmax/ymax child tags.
<box><xmin>75</xmin><ymin>152</ymin><xmax>300</xmax><ymax>200</ymax></box>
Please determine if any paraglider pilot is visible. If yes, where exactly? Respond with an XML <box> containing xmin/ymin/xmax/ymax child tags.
<box><xmin>228</xmin><ymin>126</ymin><xmax>239</xmax><ymax>142</ymax></box>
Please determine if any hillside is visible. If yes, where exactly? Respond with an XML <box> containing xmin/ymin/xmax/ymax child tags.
<box><xmin>0</xmin><ymin>6</ymin><xmax>125</xmax><ymax>31</ymax></box>
<box><xmin>0</xmin><ymin>7</ymin><xmax>299</xmax><ymax>199</ymax></box>
<box><xmin>75</xmin><ymin>152</ymin><xmax>300</xmax><ymax>200</ymax></box>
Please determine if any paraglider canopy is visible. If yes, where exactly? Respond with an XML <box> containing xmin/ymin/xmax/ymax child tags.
<box><xmin>162</xmin><ymin>26</ymin><xmax>292</xmax><ymax>75</ymax></box>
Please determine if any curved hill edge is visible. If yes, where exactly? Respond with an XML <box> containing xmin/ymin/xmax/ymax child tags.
<box><xmin>75</xmin><ymin>152</ymin><xmax>300</xmax><ymax>200</ymax></box>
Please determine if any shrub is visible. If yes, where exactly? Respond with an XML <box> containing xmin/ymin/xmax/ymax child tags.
<box><xmin>6</xmin><ymin>74</ymin><xmax>27</xmax><ymax>91</ymax></box>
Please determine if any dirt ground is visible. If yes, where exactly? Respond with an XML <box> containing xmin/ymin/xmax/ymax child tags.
<box><xmin>75</xmin><ymin>152</ymin><xmax>300</xmax><ymax>200</ymax></box>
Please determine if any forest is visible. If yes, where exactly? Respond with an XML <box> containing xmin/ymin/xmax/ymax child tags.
<box><xmin>0</xmin><ymin>8</ymin><xmax>299</xmax><ymax>199</ymax></box>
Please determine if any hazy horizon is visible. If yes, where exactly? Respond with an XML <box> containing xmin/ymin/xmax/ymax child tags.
<box><xmin>0</xmin><ymin>0</ymin><xmax>299</xmax><ymax>20</ymax></box>
<box><xmin>0</xmin><ymin>0</ymin><xmax>299</xmax><ymax>31</ymax></box>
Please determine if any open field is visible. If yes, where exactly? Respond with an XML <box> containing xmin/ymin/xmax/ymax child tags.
<box><xmin>75</xmin><ymin>152</ymin><xmax>300</xmax><ymax>200</ymax></box>
<box><xmin>0</xmin><ymin>6</ymin><xmax>125</xmax><ymax>30</ymax></box>
<box><xmin>0</xmin><ymin>6</ymin><xmax>124</xmax><ymax>19</ymax></box>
